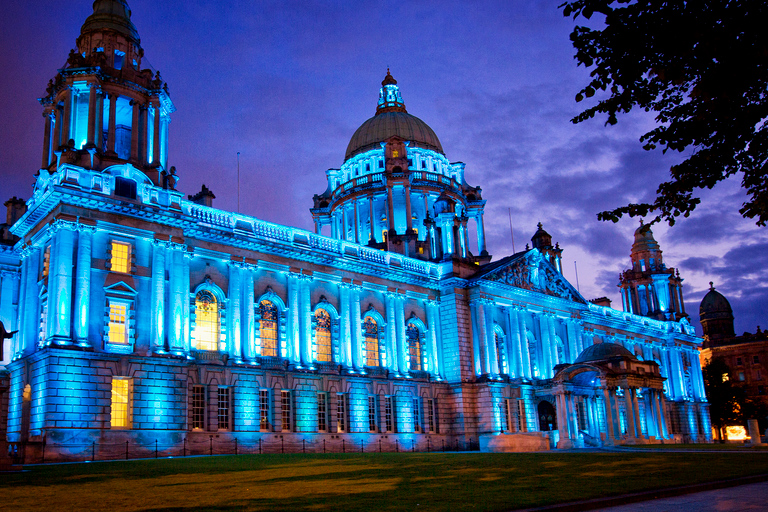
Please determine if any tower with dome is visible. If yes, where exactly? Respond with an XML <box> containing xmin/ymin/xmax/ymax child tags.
<box><xmin>0</xmin><ymin>0</ymin><xmax>710</xmax><ymax>462</ymax></box>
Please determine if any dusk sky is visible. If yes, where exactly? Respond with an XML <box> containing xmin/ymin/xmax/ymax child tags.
<box><xmin>1</xmin><ymin>0</ymin><xmax>766</xmax><ymax>337</ymax></box>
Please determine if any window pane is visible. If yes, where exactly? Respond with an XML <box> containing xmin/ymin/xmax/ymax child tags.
<box><xmin>217</xmin><ymin>387</ymin><xmax>230</xmax><ymax>430</ymax></box>
<box><xmin>192</xmin><ymin>385</ymin><xmax>205</xmax><ymax>429</ymax></box>
<box><xmin>317</xmin><ymin>393</ymin><xmax>327</xmax><ymax>432</ymax></box>
<box><xmin>111</xmin><ymin>241</ymin><xmax>131</xmax><ymax>273</ymax></box>
<box><xmin>194</xmin><ymin>291</ymin><xmax>219</xmax><ymax>351</ymax></box>
<box><xmin>108</xmin><ymin>303</ymin><xmax>128</xmax><ymax>344</ymax></box>
<box><xmin>259</xmin><ymin>389</ymin><xmax>270</xmax><ymax>431</ymax></box>
<box><xmin>111</xmin><ymin>378</ymin><xmax>130</xmax><ymax>428</ymax></box>
<box><xmin>407</xmin><ymin>324</ymin><xmax>422</xmax><ymax>371</ymax></box>
<box><xmin>364</xmin><ymin>316</ymin><xmax>379</xmax><ymax>367</ymax></box>
<box><xmin>260</xmin><ymin>300</ymin><xmax>278</xmax><ymax>357</ymax></box>
<box><xmin>315</xmin><ymin>309</ymin><xmax>332</xmax><ymax>362</ymax></box>
<box><xmin>281</xmin><ymin>390</ymin><xmax>292</xmax><ymax>431</ymax></box>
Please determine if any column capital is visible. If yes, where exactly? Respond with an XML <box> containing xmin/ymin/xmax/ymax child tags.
<box><xmin>0</xmin><ymin>269</ymin><xmax>21</xmax><ymax>280</ymax></box>
<box><xmin>75</xmin><ymin>222</ymin><xmax>97</xmax><ymax>234</ymax></box>
<box><xmin>49</xmin><ymin>218</ymin><xmax>79</xmax><ymax>233</ymax></box>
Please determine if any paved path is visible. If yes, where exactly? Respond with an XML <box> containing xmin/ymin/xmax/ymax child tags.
<box><xmin>593</xmin><ymin>480</ymin><xmax>768</xmax><ymax>511</ymax></box>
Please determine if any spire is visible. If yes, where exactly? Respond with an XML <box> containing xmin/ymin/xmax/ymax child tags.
<box><xmin>376</xmin><ymin>69</ymin><xmax>406</xmax><ymax>115</ymax></box>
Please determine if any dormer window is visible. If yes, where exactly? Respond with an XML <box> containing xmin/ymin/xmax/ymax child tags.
<box><xmin>115</xmin><ymin>177</ymin><xmax>137</xmax><ymax>199</ymax></box>
<box><xmin>114</xmin><ymin>50</ymin><xmax>125</xmax><ymax>70</ymax></box>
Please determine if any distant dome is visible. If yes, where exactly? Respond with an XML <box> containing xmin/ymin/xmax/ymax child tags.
<box><xmin>80</xmin><ymin>0</ymin><xmax>140</xmax><ymax>45</ymax></box>
<box><xmin>700</xmin><ymin>283</ymin><xmax>733</xmax><ymax>318</ymax></box>
<box><xmin>575</xmin><ymin>342</ymin><xmax>635</xmax><ymax>364</ymax></box>
<box><xmin>345</xmin><ymin>71</ymin><xmax>444</xmax><ymax>161</ymax></box>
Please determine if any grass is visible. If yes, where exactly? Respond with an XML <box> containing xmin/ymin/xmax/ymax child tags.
<box><xmin>3</xmin><ymin>451</ymin><xmax>768</xmax><ymax>512</ymax></box>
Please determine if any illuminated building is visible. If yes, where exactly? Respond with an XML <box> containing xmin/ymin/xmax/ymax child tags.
<box><xmin>0</xmin><ymin>0</ymin><xmax>710</xmax><ymax>460</ymax></box>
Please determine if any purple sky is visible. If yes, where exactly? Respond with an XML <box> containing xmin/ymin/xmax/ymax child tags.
<box><xmin>2</xmin><ymin>0</ymin><xmax>766</xmax><ymax>337</ymax></box>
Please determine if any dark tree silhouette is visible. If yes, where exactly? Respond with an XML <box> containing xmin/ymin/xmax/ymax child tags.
<box><xmin>561</xmin><ymin>1</ymin><xmax>768</xmax><ymax>226</ymax></box>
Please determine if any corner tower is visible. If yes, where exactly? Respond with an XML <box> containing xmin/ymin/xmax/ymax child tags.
<box><xmin>38</xmin><ymin>0</ymin><xmax>175</xmax><ymax>186</ymax></box>
<box><xmin>699</xmin><ymin>283</ymin><xmax>735</xmax><ymax>348</ymax></box>
<box><xmin>618</xmin><ymin>222</ymin><xmax>687</xmax><ymax>321</ymax></box>
<box><xmin>311</xmin><ymin>71</ymin><xmax>490</xmax><ymax>264</ymax></box>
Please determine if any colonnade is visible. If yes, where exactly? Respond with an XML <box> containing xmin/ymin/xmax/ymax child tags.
<box><xmin>41</xmin><ymin>82</ymin><xmax>168</xmax><ymax>173</ymax></box>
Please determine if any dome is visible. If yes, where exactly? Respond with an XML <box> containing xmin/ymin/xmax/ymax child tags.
<box><xmin>80</xmin><ymin>0</ymin><xmax>140</xmax><ymax>45</ymax></box>
<box><xmin>700</xmin><ymin>283</ymin><xmax>733</xmax><ymax>318</ymax></box>
<box><xmin>631</xmin><ymin>221</ymin><xmax>661</xmax><ymax>255</ymax></box>
<box><xmin>345</xmin><ymin>71</ymin><xmax>444</xmax><ymax>161</ymax></box>
<box><xmin>575</xmin><ymin>342</ymin><xmax>635</xmax><ymax>364</ymax></box>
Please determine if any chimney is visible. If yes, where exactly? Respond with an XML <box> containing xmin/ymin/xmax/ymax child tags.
<box><xmin>4</xmin><ymin>197</ymin><xmax>27</xmax><ymax>226</ymax></box>
<box><xmin>188</xmin><ymin>185</ymin><xmax>216</xmax><ymax>208</ymax></box>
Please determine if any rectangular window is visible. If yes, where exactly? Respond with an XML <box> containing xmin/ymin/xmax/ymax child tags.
<box><xmin>737</xmin><ymin>357</ymin><xmax>743</xmax><ymax>366</ymax></box>
<box><xmin>757</xmin><ymin>370</ymin><xmax>763</xmax><ymax>381</ymax></box>
<box><xmin>413</xmin><ymin>398</ymin><xmax>421</xmax><ymax>433</ymax></box>
<box><xmin>192</xmin><ymin>385</ymin><xmax>205</xmax><ymax>430</ymax></box>
<box><xmin>317</xmin><ymin>393</ymin><xmax>327</xmax><ymax>432</ymax></box>
<box><xmin>517</xmin><ymin>399</ymin><xmax>527</xmax><ymax>432</ymax></box>
<box><xmin>384</xmin><ymin>396</ymin><xmax>393</xmax><ymax>433</ymax></box>
<box><xmin>500</xmin><ymin>399</ymin><xmax>510</xmax><ymax>432</ymax></box>
<box><xmin>368</xmin><ymin>395</ymin><xmax>377</xmax><ymax>432</ymax></box>
<box><xmin>754</xmin><ymin>355</ymin><xmax>761</xmax><ymax>364</ymax></box>
<box><xmin>739</xmin><ymin>371</ymin><xmax>746</xmax><ymax>381</ymax></box>
<box><xmin>42</xmin><ymin>245</ymin><xmax>51</xmax><ymax>278</ymax></box>
<box><xmin>259</xmin><ymin>389</ymin><xmax>270</xmax><ymax>431</ymax></box>
<box><xmin>217</xmin><ymin>387</ymin><xmax>230</xmax><ymax>431</ymax></box>
<box><xmin>114</xmin><ymin>49</ymin><xmax>125</xmax><ymax>70</ymax></box>
<box><xmin>110</xmin><ymin>241</ymin><xmax>131</xmax><ymax>273</ymax></box>
<box><xmin>281</xmin><ymin>390</ymin><xmax>292</xmax><ymax>432</ymax></box>
<box><xmin>427</xmin><ymin>398</ymin><xmax>436</xmax><ymax>433</ymax></box>
<box><xmin>111</xmin><ymin>377</ymin><xmax>131</xmax><ymax>428</ymax></box>
<box><xmin>108</xmin><ymin>301</ymin><xmax>128</xmax><ymax>344</ymax></box>
<box><xmin>336</xmin><ymin>393</ymin><xmax>346</xmax><ymax>433</ymax></box>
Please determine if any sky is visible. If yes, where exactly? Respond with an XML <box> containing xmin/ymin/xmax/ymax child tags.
<box><xmin>1</xmin><ymin>0</ymin><xmax>766</xmax><ymax>337</ymax></box>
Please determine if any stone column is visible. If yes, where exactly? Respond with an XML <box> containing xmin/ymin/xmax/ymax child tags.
<box><xmin>603</xmin><ymin>388</ymin><xmax>615</xmax><ymax>444</ymax></box>
<box><xmin>655</xmin><ymin>390</ymin><xmax>667</xmax><ymax>438</ymax></box>
<box><xmin>404</xmin><ymin>183</ymin><xmax>413</xmax><ymax>232</ymax></box>
<box><xmin>242</xmin><ymin>266</ymin><xmax>255</xmax><ymax>361</ymax></box>
<box><xmin>86</xmin><ymin>84</ymin><xmax>98</xmax><ymax>147</ymax></box>
<box><xmin>517</xmin><ymin>309</ymin><xmax>531</xmax><ymax>379</ymax></box>
<box><xmin>287</xmin><ymin>273</ymin><xmax>300</xmax><ymax>363</ymax></box>
<box><xmin>299</xmin><ymin>274</ymin><xmax>313</xmax><ymax>367</ymax></box>
<box><xmin>426</xmin><ymin>299</ymin><xmax>441</xmax><ymax>378</ymax></box>
<box><xmin>152</xmin><ymin>101</ymin><xmax>161</xmax><ymax>165</ymax></box>
<box><xmin>130</xmin><ymin>99</ymin><xmax>140</xmax><ymax>161</ymax></box>
<box><xmin>167</xmin><ymin>244</ymin><xmax>187</xmax><ymax>354</ymax></box>
<box><xmin>484</xmin><ymin>302</ymin><xmax>499</xmax><ymax>375</ymax></box>
<box><xmin>476</xmin><ymin>213</ymin><xmax>487</xmax><ymax>255</ymax></box>
<box><xmin>106</xmin><ymin>93</ymin><xmax>117</xmax><ymax>154</ymax></box>
<box><xmin>18</xmin><ymin>247</ymin><xmax>40</xmax><ymax>356</ymax></box>
<box><xmin>52</xmin><ymin>106</ymin><xmax>62</xmax><ymax>153</ymax></box>
<box><xmin>61</xmin><ymin>86</ymin><xmax>72</xmax><ymax>144</ymax></box>
<box><xmin>140</xmin><ymin>103</ymin><xmax>149</xmax><ymax>164</ymax></box>
<box><xmin>475</xmin><ymin>301</ymin><xmax>489</xmax><ymax>375</ymax></box>
<box><xmin>556</xmin><ymin>393</ymin><xmax>569</xmax><ymax>445</ymax></box>
<box><xmin>368</xmin><ymin>195</ymin><xmax>376</xmax><ymax>242</ymax></box>
<box><xmin>624</xmin><ymin>388</ymin><xmax>637</xmax><ymax>439</ymax></box>
<box><xmin>42</xmin><ymin>109</ymin><xmax>53</xmax><ymax>167</ymax></box>
<box><xmin>538</xmin><ymin>314</ymin><xmax>552</xmax><ymax>378</ymax></box>
<box><xmin>353</xmin><ymin>200</ymin><xmax>360</xmax><ymax>244</ymax></box>
<box><xmin>150</xmin><ymin>240</ymin><xmax>167</xmax><ymax>353</ymax></box>
<box><xmin>506</xmin><ymin>308</ymin><xmax>522</xmax><ymax>378</ymax></box>
<box><xmin>228</xmin><ymin>262</ymin><xmax>243</xmax><ymax>362</ymax></box>
<box><xmin>339</xmin><ymin>284</ymin><xmax>351</xmax><ymax>367</ymax></box>
<box><xmin>48</xmin><ymin>222</ymin><xmax>76</xmax><ymax>344</ymax></box>
<box><xmin>385</xmin><ymin>292</ymin><xmax>399</xmax><ymax>374</ymax></box>
<box><xmin>548</xmin><ymin>316</ymin><xmax>559</xmax><ymax>367</ymax></box>
<box><xmin>632</xmin><ymin>389</ymin><xmax>644</xmax><ymax>439</ymax></box>
<box><xmin>73</xmin><ymin>225</ymin><xmax>94</xmax><ymax>346</ymax></box>
<box><xmin>351</xmin><ymin>285</ymin><xmax>362</xmax><ymax>371</ymax></box>
<box><xmin>395</xmin><ymin>294</ymin><xmax>407</xmax><ymax>373</ymax></box>
<box><xmin>386</xmin><ymin>182</ymin><xmax>396</xmax><ymax>234</ymax></box>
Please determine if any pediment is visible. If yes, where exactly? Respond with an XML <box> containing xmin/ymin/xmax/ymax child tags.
<box><xmin>104</xmin><ymin>273</ymin><xmax>138</xmax><ymax>296</ymax></box>
<box><xmin>480</xmin><ymin>250</ymin><xmax>585</xmax><ymax>303</ymax></box>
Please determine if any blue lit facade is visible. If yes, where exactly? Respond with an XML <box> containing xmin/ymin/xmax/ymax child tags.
<box><xmin>0</xmin><ymin>1</ymin><xmax>710</xmax><ymax>461</ymax></box>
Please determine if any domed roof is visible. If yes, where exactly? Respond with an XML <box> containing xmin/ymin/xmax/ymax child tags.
<box><xmin>700</xmin><ymin>282</ymin><xmax>733</xmax><ymax>316</ymax></box>
<box><xmin>575</xmin><ymin>342</ymin><xmax>635</xmax><ymax>364</ymax></box>
<box><xmin>80</xmin><ymin>0</ymin><xmax>140</xmax><ymax>45</ymax></box>
<box><xmin>345</xmin><ymin>71</ymin><xmax>444</xmax><ymax>161</ymax></box>
<box><xmin>631</xmin><ymin>220</ymin><xmax>661</xmax><ymax>255</ymax></box>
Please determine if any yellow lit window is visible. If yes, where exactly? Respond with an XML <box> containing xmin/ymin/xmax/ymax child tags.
<box><xmin>111</xmin><ymin>378</ymin><xmax>131</xmax><ymax>428</ymax></box>
<box><xmin>260</xmin><ymin>300</ymin><xmax>278</xmax><ymax>357</ymax></box>
<box><xmin>194</xmin><ymin>291</ymin><xmax>219</xmax><ymax>351</ymax></box>
<box><xmin>108</xmin><ymin>302</ymin><xmax>128</xmax><ymax>344</ymax></box>
<box><xmin>111</xmin><ymin>241</ymin><xmax>131</xmax><ymax>273</ymax></box>
<box><xmin>364</xmin><ymin>316</ymin><xmax>379</xmax><ymax>367</ymax></box>
<box><xmin>42</xmin><ymin>246</ymin><xmax>51</xmax><ymax>278</ymax></box>
<box><xmin>315</xmin><ymin>309</ymin><xmax>332</xmax><ymax>363</ymax></box>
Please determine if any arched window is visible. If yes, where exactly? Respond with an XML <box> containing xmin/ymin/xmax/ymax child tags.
<box><xmin>363</xmin><ymin>315</ymin><xmax>379</xmax><ymax>367</ymax></box>
<box><xmin>315</xmin><ymin>309</ymin><xmax>332</xmax><ymax>363</ymax></box>
<box><xmin>194</xmin><ymin>290</ymin><xmax>219</xmax><ymax>351</ymax></box>
<box><xmin>406</xmin><ymin>324</ymin><xmax>422</xmax><ymax>371</ymax></box>
<box><xmin>260</xmin><ymin>300</ymin><xmax>278</xmax><ymax>357</ymax></box>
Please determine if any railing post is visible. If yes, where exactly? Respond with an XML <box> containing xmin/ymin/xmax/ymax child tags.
<box><xmin>183</xmin><ymin>438</ymin><xmax>186</xmax><ymax>457</ymax></box>
<box><xmin>209</xmin><ymin>436</ymin><xmax>213</xmax><ymax>456</ymax></box>
<box><xmin>342</xmin><ymin>439</ymin><xmax>345</xmax><ymax>453</ymax></box>
<box><xmin>427</xmin><ymin>438</ymin><xmax>430</xmax><ymax>453</ymax></box>
<box><xmin>360</xmin><ymin>440</ymin><xmax>363</xmax><ymax>453</ymax></box>
<box><xmin>412</xmin><ymin>440</ymin><xmax>415</xmax><ymax>452</ymax></box>
<box><xmin>259</xmin><ymin>438</ymin><xmax>262</xmax><ymax>454</ymax></box>
<box><xmin>442</xmin><ymin>439</ymin><xmax>445</xmax><ymax>452</ymax></box>
<box><xmin>126</xmin><ymin>440</ymin><xmax>129</xmax><ymax>460</ymax></box>
<box><xmin>92</xmin><ymin>441</ymin><xmax>95</xmax><ymax>461</ymax></box>
<box><xmin>396</xmin><ymin>439</ymin><xmax>398</xmax><ymax>452</ymax></box>
<box><xmin>155</xmin><ymin>439</ymin><xmax>158</xmax><ymax>458</ymax></box>
<box><xmin>281</xmin><ymin>438</ymin><xmax>284</xmax><ymax>454</ymax></box>
<box><xmin>323</xmin><ymin>439</ymin><xmax>326</xmax><ymax>453</ymax></box>
<box><xmin>235</xmin><ymin>438</ymin><xmax>238</xmax><ymax>455</ymax></box>
<box><xmin>303</xmin><ymin>439</ymin><xmax>305</xmax><ymax>453</ymax></box>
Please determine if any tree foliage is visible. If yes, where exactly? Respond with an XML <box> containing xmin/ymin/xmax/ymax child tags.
<box><xmin>561</xmin><ymin>0</ymin><xmax>768</xmax><ymax>226</ymax></box>
<box><xmin>702</xmin><ymin>357</ymin><xmax>768</xmax><ymax>438</ymax></box>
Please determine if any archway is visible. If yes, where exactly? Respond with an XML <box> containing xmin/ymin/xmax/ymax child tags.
<box><xmin>538</xmin><ymin>400</ymin><xmax>557</xmax><ymax>431</ymax></box>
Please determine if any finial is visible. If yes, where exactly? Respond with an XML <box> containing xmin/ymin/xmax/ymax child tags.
<box><xmin>709</xmin><ymin>281</ymin><xmax>714</xmax><ymax>290</ymax></box>
<box><xmin>382</xmin><ymin>68</ymin><xmax>397</xmax><ymax>86</ymax></box>
<box><xmin>639</xmin><ymin>218</ymin><xmax>644</xmax><ymax>226</ymax></box>
<box><xmin>537</xmin><ymin>222</ymin><xmax>543</xmax><ymax>229</ymax></box>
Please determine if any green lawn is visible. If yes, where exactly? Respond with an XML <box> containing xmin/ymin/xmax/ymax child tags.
<box><xmin>3</xmin><ymin>451</ymin><xmax>768</xmax><ymax>511</ymax></box>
